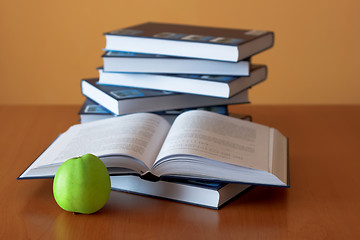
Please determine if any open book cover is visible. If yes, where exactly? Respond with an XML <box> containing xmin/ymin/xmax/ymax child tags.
<box><xmin>104</xmin><ymin>22</ymin><xmax>274</xmax><ymax>62</ymax></box>
<box><xmin>98</xmin><ymin>64</ymin><xmax>267</xmax><ymax>98</ymax></box>
<box><xmin>102</xmin><ymin>51</ymin><xmax>250</xmax><ymax>75</ymax></box>
<box><xmin>18</xmin><ymin>110</ymin><xmax>289</xmax><ymax>187</ymax></box>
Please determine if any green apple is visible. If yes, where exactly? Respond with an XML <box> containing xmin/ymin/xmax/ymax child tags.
<box><xmin>53</xmin><ymin>153</ymin><xmax>111</xmax><ymax>214</ymax></box>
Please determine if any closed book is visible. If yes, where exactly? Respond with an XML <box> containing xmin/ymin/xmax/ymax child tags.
<box><xmin>104</xmin><ymin>22</ymin><xmax>274</xmax><ymax>62</ymax></box>
<box><xmin>78</xmin><ymin>98</ymin><xmax>230</xmax><ymax>124</ymax></box>
<box><xmin>78</xmin><ymin>98</ymin><xmax>115</xmax><ymax>123</ymax></box>
<box><xmin>110</xmin><ymin>175</ymin><xmax>252</xmax><ymax>209</ymax></box>
<box><xmin>103</xmin><ymin>51</ymin><xmax>250</xmax><ymax>76</ymax></box>
<box><xmin>81</xmin><ymin>79</ymin><xmax>250</xmax><ymax>115</ymax></box>
<box><xmin>98</xmin><ymin>64</ymin><xmax>267</xmax><ymax>98</ymax></box>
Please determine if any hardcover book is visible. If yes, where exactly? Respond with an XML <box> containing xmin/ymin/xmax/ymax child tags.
<box><xmin>98</xmin><ymin>64</ymin><xmax>267</xmax><ymax>98</ymax></box>
<box><xmin>18</xmin><ymin>110</ymin><xmax>289</xmax><ymax>187</ymax></box>
<box><xmin>81</xmin><ymin>78</ymin><xmax>250</xmax><ymax>115</ymax></box>
<box><xmin>110</xmin><ymin>175</ymin><xmax>252</xmax><ymax>209</ymax></box>
<box><xmin>102</xmin><ymin>51</ymin><xmax>250</xmax><ymax>76</ymax></box>
<box><xmin>78</xmin><ymin>98</ymin><xmax>115</xmax><ymax>123</ymax></box>
<box><xmin>104</xmin><ymin>22</ymin><xmax>274</xmax><ymax>62</ymax></box>
<box><xmin>78</xmin><ymin>98</ymin><xmax>230</xmax><ymax>124</ymax></box>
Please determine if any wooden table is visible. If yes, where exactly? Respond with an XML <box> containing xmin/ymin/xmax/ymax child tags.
<box><xmin>1</xmin><ymin>105</ymin><xmax>359</xmax><ymax>239</ymax></box>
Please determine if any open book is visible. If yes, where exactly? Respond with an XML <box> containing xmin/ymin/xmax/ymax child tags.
<box><xmin>18</xmin><ymin>110</ymin><xmax>289</xmax><ymax>187</ymax></box>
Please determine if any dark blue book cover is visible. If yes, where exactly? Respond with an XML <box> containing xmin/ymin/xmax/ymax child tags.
<box><xmin>105</xmin><ymin>22</ymin><xmax>273</xmax><ymax>47</ymax></box>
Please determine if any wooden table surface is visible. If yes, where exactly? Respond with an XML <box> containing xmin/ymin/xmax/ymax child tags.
<box><xmin>1</xmin><ymin>105</ymin><xmax>359</xmax><ymax>239</ymax></box>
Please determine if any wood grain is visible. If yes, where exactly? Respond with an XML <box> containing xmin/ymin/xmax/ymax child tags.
<box><xmin>1</xmin><ymin>105</ymin><xmax>360</xmax><ymax>239</ymax></box>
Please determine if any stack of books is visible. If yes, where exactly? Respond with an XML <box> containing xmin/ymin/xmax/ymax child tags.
<box><xmin>79</xmin><ymin>22</ymin><xmax>273</xmax><ymax>124</ymax></box>
<box><xmin>19</xmin><ymin>22</ymin><xmax>289</xmax><ymax>210</ymax></box>
<box><xmin>76</xmin><ymin>22</ymin><xmax>277</xmax><ymax>208</ymax></box>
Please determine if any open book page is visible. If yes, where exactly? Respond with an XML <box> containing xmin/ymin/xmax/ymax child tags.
<box><xmin>31</xmin><ymin>113</ymin><xmax>171</xmax><ymax>171</ymax></box>
<box><xmin>154</xmin><ymin>110</ymin><xmax>271</xmax><ymax>172</ymax></box>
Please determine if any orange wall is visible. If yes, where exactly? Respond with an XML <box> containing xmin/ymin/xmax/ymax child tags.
<box><xmin>1</xmin><ymin>0</ymin><xmax>359</xmax><ymax>105</ymax></box>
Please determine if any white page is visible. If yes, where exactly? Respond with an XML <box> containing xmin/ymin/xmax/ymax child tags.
<box><xmin>155</xmin><ymin>110</ymin><xmax>271</xmax><ymax>172</ymax></box>
<box><xmin>32</xmin><ymin>113</ymin><xmax>171</xmax><ymax>170</ymax></box>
